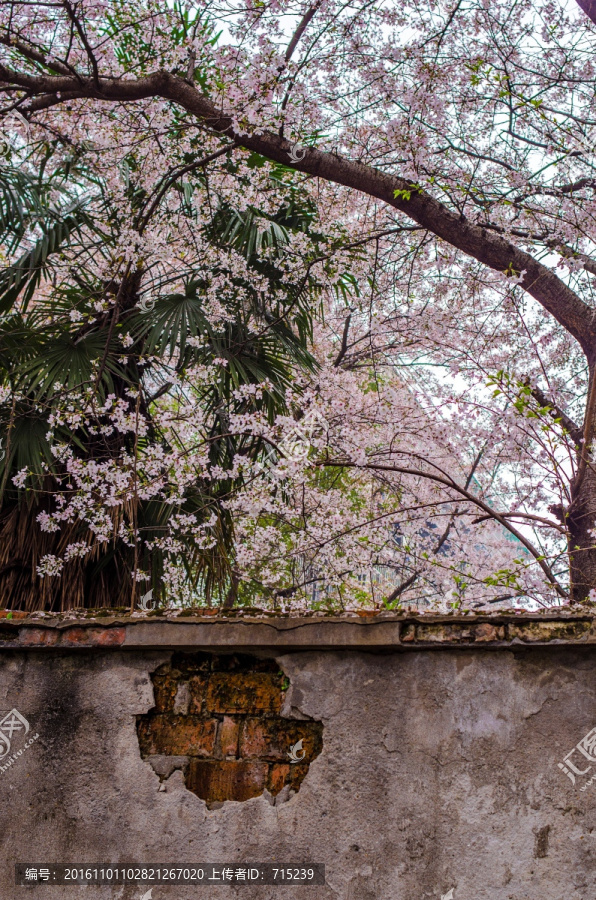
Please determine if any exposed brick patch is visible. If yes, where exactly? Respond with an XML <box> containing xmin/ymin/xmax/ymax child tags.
<box><xmin>93</xmin><ymin>626</ymin><xmax>126</xmax><ymax>646</ymax></box>
<box><xmin>401</xmin><ymin>624</ymin><xmax>416</xmax><ymax>642</ymax></box>
<box><xmin>61</xmin><ymin>626</ymin><xmax>126</xmax><ymax>646</ymax></box>
<box><xmin>414</xmin><ymin>622</ymin><xmax>506</xmax><ymax>643</ymax></box>
<box><xmin>474</xmin><ymin>623</ymin><xmax>504</xmax><ymax>642</ymax></box>
<box><xmin>19</xmin><ymin>628</ymin><xmax>60</xmax><ymax>646</ymax></box>
<box><xmin>137</xmin><ymin>653</ymin><xmax>323</xmax><ymax>805</ymax></box>
<box><xmin>508</xmin><ymin>620</ymin><xmax>589</xmax><ymax>642</ymax></box>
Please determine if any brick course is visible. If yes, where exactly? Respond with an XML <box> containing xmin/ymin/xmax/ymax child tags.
<box><xmin>187</xmin><ymin>760</ymin><xmax>269</xmax><ymax>803</ymax></box>
<box><xmin>240</xmin><ymin>717</ymin><xmax>319</xmax><ymax>761</ymax></box>
<box><xmin>63</xmin><ymin>626</ymin><xmax>126</xmax><ymax>645</ymax></box>
<box><xmin>205</xmin><ymin>672</ymin><xmax>282</xmax><ymax>714</ymax></box>
<box><xmin>137</xmin><ymin>715</ymin><xmax>217</xmax><ymax>757</ymax></box>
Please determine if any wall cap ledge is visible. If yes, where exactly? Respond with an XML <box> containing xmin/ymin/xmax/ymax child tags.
<box><xmin>0</xmin><ymin>608</ymin><xmax>595</xmax><ymax>650</ymax></box>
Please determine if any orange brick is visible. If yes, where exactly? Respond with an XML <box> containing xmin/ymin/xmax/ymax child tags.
<box><xmin>61</xmin><ymin>627</ymin><xmax>125</xmax><ymax>646</ymax></box>
<box><xmin>288</xmin><ymin>761</ymin><xmax>310</xmax><ymax>791</ymax></box>
<box><xmin>205</xmin><ymin>673</ymin><xmax>281</xmax><ymax>715</ymax></box>
<box><xmin>188</xmin><ymin>675</ymin><xmax>209</xmax><ymax>714</ymax></box>
<box><xmin>152</xmin><ymin>673</ymin><xmax>179</xmax><ymax>712</ymax></box>
<box><xmin>474</xmin><ymin>623</ymin><xmax>505</xmax><ymax>642</ymax></box>
<box><xmin>218</xmin><ymin>716</ymin><xmax>239</xmax><ymax>757</ymax></box>
<box><xmin>61</xmin><ymin>628</ymin><xmax>89</xmax><ymax>644</ymax></box>
<box><xmin>400</xmin><ymin>624</ymin><xmax>416</xmax><ymax>642</ymax></box>
<box><xmin>19</xmin><ymin>628</ymin><xmax>59</xmax><ymax>646</ymax></box>
<box><xmin>95</xmin><ymin>627</ymin><xmax>125</xmax><ymax>646</ymax></box>
<box><xmin>186</xmin><ymin>759</ymin><xmax>268</xmax><ymax>803</ymax></box>
<box><xmin>137</xmin><ymin>715</ymin><xmax>216</xmax><ymax>757</ymax></box>
<box><xmin>267</xmin><ymin>763</ymin><xmax>291</xmax><ymax>795</ymax></box>
<box><xmin>240</xmin><ymin>718</ymin><xmax>309</xmax><ymax>761</ymax></box>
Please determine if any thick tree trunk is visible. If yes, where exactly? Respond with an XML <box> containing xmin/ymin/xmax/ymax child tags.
<box><xmin>0</xmin><ymin>496</ymin><xmax>134</xmax><ymax>612</ymax></box>
<box><xmin>568</xmin><ymin>462</ymin><xmax>596</xmax><ymax>602</ymax></box>
<box><xmin>568</xmin><ymin>361</ymin><xmax>596</xmax><ymax>602</ymax></box>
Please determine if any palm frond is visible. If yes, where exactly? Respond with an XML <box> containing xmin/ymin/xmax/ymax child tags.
<box><xmin>0</xmin><ymin>201</ymin><xmax>94</xmax><ymax>312</ymax></box>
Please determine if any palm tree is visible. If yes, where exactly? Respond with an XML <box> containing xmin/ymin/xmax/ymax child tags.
<box><xmin>0</xmin><ymin>145</ymin><xmax>325</xmax><ymax>612</ymax></box>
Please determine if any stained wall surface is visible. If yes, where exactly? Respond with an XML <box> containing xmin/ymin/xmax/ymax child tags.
<box><xmin>0</xmin><ymin>640</ymin><xmax>595</xmax><ymax>900</ymax></box>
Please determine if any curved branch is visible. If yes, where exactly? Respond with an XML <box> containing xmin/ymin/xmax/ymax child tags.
<box><xmin>316</xmin><ymin>458</ymin><xmax>568</xmax><ymax>598</ymax></box>
<box><xmin>1</xmin><ymin>65</ymin><xmax>593</xmax><ymax>356</ymax></box>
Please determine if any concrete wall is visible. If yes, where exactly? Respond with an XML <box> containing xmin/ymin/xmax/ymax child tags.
<box><xmin>1</xmin><ymin>613</ymin><xmax>596</xmax><ymax>899</ymax></box>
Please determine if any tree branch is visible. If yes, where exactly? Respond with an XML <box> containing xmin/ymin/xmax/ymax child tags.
<box><xmin>284</xmin><ymin>0</ymin><xmax>322</xmax><ymax>62</ymax></box>
<box><xmin>317</xmin><ymin>457</ymin><xmax>568</xmax><ymax>598</ymax></box>
<box><xmin>333</xmin><ymin>313</ymin><xmax>352</xmax><ymax>367</ymax></box>
<box><xmin>525</xmin><ymin>382</ymin><xmax>583</xmax><ymax>445</ymax></box>
<box><xmin>62</xmin><ymin>0</ymin><xmax>101</xmax><ymax>87</ymax></box>
<box><xmin>471</xmin><ymin>511</ymin><xmax>568</xmax><ymax>535</ymax></box>
<box><xmin>1</xmin><ymin>64</ymin><xmax>594</xmax><ymax>355</ymax></box>
<box><xmin>137</xmin><ymin>143</ymin><xmax>235</xmax><ymax>232</ymax></box>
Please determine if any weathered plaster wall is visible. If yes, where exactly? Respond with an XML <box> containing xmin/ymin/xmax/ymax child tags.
<box><xmin>0</xmin><ymin>616</ymin><xmax>595</xmax><ymax>900</ymax></box>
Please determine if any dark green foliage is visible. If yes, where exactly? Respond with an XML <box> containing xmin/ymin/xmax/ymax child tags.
<box><xmin>0</xmin><ymin>144</ymin><xmax>325</xmax><ymax>611</ymax></box>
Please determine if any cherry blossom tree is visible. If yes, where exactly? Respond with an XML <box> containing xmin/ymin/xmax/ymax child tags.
<box><xmin>1</xmin><ymin>0</ymin><xmax>596</xmax><ymax>607</ymax></box>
